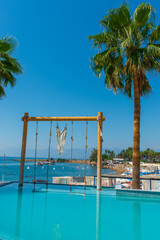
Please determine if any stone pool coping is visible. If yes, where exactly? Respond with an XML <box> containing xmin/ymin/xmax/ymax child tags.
<box><xmin>0</xmin><ymin>181</ymin><xmax>17</xmax><ymax>187</ymax></box>
<box><xmin>116</xmin><ymin>188</ymin><xmax>160</xmax><ymax>197</ymax></box>
<box><xmin>1</xmin><ymin>182</ymin><xmax>160</xmax><ymax>198</ymax></box>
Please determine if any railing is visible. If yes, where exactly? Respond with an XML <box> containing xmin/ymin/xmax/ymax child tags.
<box><xmin>91</xmin><ymin>175</ymin><xmax>160</xmax><ymax>191</ymax></box>
<box><xmin>52</xmin><ymin>175</ymin><xmax>160</xmax><ymax>190</ymax></box>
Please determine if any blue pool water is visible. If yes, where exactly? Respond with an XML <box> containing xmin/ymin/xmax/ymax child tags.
<box><xmin>0</xmin><ymin>183</ymin><xmax>159</xmax><ymax>240</ymax></box>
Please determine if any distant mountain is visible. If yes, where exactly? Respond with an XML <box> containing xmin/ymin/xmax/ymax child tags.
<box><xmin>0</xmin><ymin>147</ymin><xmax>116</xmax><ymax>159</ymax></box>
<box><xmin>0</xmin><ymin>147</ymin><xmax>92</xmax><ymax>159</ymax></box>
<box><xmin>1</xmin><ymin>146</ymin><xmax>159</xmax><ymax>159</ymax></box>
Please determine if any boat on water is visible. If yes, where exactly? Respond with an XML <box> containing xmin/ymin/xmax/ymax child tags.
<box><xmin>43</xmin><ymin>158</ymin><xmax>55</xmax><ymax>165</ymax></box>
<box><xmin>35</xmin><ymin>158</ymin><xmax>55</xmax><ymax>166</ymax></box>
<box><xmin>35</xmin><ymin>162</ymin><xmax>43</xmax><ymax>166</ymax></box>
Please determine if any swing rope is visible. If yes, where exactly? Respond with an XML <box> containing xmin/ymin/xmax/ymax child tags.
<box><xmin>34</xmin><ymin>121</ymin><xmax>38</xmax><ymax>182</ymax></box>
<box><xmin>70</xmin><ymin>121</ymin><xmax>73</xmax><ymax>180</ymax></box>
<box><xmin>46</xmin><ymin>121</ymin><xmax>52</xmax><ymax>184</ymax></box>
<box><xmin>84</xmin><ymin>121</ymin><xmax>88</xmax><ymax>185</ymax></box>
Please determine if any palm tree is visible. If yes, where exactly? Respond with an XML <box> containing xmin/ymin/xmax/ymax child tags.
<box><xmin>0</xmin><ymin>36</ymin><xmax>22</xmax><ymax>98</ymax></box>
<box><xmin>89</xmin><ymin>3</ymin><xmax>160</xmax><ymax>189</ymax></box>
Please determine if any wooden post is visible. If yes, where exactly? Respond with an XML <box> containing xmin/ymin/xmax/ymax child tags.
<box><xmin>19</xmin><ymin>113</ymin><xmax>28</xmax><ymax>186</ymax></box>
<box><xmin>97</xmin><ymin>112</ymin><xmax>103</xmax><ymax>190</ymax></box>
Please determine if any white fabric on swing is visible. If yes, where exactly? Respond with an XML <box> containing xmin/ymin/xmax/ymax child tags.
<box><xmin>56</xmin><ymin>123</ymin><xmax>67</xmax><ymax>156</ymax></box>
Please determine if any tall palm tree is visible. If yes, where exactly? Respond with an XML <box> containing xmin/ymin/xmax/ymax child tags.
<box><xmin>0</xmin><ymin>36</ymin><xmax>22</xmax><ymax>98</ymax></box>
<box><xmin>89</xmin><ymin>3</ymin><xmax>160</xmax><ymax>189</ymax></box>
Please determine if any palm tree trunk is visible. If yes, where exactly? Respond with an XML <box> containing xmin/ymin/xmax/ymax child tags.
<box><xmin>132</xmin><ymin>70</ymin><xmax>140</xmax><ymax>189</ymax></box>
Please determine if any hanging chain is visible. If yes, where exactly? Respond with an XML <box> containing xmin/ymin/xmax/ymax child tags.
<box><xmin>70</xmin><ymin>121</ymin><xmax>73</xmax><ymax>179</ymax></box>
<box><xmin>47</xmin><ymin>121</ymin><xmax>52</xmax><ymax>183</ymax></box>
<box><xmin>84</xmin><ymin>121</ymin><xmax>88</xmax><ymax>185</ymax></box>
<box><xmin>34</xmin><ymin>121</ymin><xmax>38</xmax><ymax>182</ymax></box>
<box><xmin>48</xmin><ymin>121</ymin><xmax>52</xmax><ymax>160</ymax></box>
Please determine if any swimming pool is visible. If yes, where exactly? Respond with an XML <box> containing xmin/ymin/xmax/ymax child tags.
<box><xmin>0</xmin><ymin>183</ymin><xmax>159</xmax><ymax>240</ymax></box>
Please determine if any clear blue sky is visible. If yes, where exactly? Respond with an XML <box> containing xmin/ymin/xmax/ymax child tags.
<box><xmin>0</xmin><ymin>0</ymin><xmax>160</xmax><ymax>157</ymax></box>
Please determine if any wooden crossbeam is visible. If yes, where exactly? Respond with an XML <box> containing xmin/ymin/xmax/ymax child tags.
<box><xmin>22</xmin><ymin>116</ymin><xmax>105</xmax><ymax>122</ymax></box>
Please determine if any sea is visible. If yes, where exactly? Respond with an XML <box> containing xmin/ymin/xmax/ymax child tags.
<box><xmin>0</xmin><ymin>157</ymin><xmax>116</xmax><ymax>183</ymax></box>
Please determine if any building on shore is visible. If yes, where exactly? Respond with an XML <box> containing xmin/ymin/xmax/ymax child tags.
<box><xmin>113</xmin><ymin>158</ymin><xmax>124</xmax><ymax>164</ymax></box>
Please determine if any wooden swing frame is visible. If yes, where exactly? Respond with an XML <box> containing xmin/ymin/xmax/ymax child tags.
<box><xmin>19</xmin><ymin>112</ymin><xmax>105</xmax><ymax>190</ymax></box>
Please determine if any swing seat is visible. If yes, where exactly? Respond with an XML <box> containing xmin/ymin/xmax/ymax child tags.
<box><xmin>33</xmin><ymin>179</ymin><xmax>49</xmax><ymax>184</ymax></box>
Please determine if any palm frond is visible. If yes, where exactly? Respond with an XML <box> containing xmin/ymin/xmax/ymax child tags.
<box><xmin>0</xmin><ymin>36</ymin><xmax>17</xmax><ymax>53</ymax></box>
<box><xmin>147</xmin><ymin>44</ymin><xmax>160</xmax><ymax>58</ymax></box>
<box><xmin>89</xmin><ymin>32</ymin><xmax>118</xmax><ymax>49</ymax></box>
<box><xmin>134</xmin><ymin>3</ymin><xmax>155</xmax><ymax>29</ymax></box>
<box><xmin>0</xmin><ymin>85</ymin><xmax>5</xmax><ymax>98</ymax></box>
<box><xmin>123</xmin><ymin>76</ymin><xmax>132</xmax><ymax>98</ymax></box>
<box><xmin>150</xmin><ymin>25</ymin><xmax>160</xmax><ymax>43</ymax></box>
<box><xmin>101</xmin><ymin>3</ymin><xmax>131</xmax><ymax>39</ymax></box>
<box><xmin>0</xmin><ymin>36</ymin><xmax>23</xmax><ymax>98</ymax></box>
<box><xmin>140</xmin><ymin>74</ymin><xmax>152</xmax><ymax>96</ymax></box>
